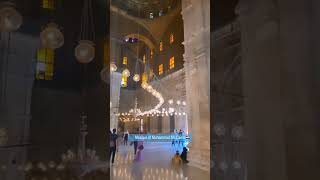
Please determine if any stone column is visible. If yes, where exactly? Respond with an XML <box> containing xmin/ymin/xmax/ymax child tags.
<box><xmin>110</xmin><ymin>72</ymin><xmax>122</xmax><ymax>130</ymax></box>
<box><xmin>0</xmin><ymin>33</ymin><xmax>38</xmax><ymax>180</ymax></box>
<box><xmin>162</xmin><ymin>115</ymin><xmax>170</xmax><ymax>133</ymax></box>
<box><xmin>236</xmin><ymin>0</ymin><xmax>287</xmax><ymax>180</ymax></box>
<box><xmin>182</xmin><ymin>0</ymin><xmax>210</xmax><ymax>172</ymax></box>
<box><xmin>279</xmin><ymin>0</ymin><xmax>318</xmax><ymax>179</ymax></box>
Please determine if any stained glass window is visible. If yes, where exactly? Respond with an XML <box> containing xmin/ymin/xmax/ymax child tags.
<box><xmin>123</xmin><ymin>56</ymin><xmax>127</xmax><ymax>65</ymax></box>
<box><xmin>42</xmin><ymin>0</ymin><xmax>55</xmax><ymax>10</ymax></box>
<box><xmin>36</xmin><ymin>48</ymin><xmax>54</xmax><ymax>80</ymax></box>
<box><xmin>121</xmin><ymin>75</ymin><xmax>128</xmax><ymax>87</ymax></box>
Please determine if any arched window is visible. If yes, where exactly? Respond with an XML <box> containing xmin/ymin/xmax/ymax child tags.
<box><xmin>143</xmin><ymin>54</ymin><xmax>146</xmax><ymax>64</ymax></box>
<box><xmin>142</xmin><ymin>72</ymin><xmax>148</xmax><ymax>83</ymax></box>
<box><xmin>169</xmin><ymin>56</ymin><xmax>175</xmax><ymax>69</ymax></box>
<box><xmin>42</xmin><ymin>0</ymin><xmax>55</xmax><ymax>10</ymax></box>
<box><xmin>36</xmin><ymin>48</ymin><xmax>54</xmax><ymax>80</ymax></box>
<box><xmin>159</xmin><ymin>41</ymin><xmax>163</xmax><ymax>52</ymax></box>
<box><xmin>170</xmin><ymin>33</ymin><xmax>174</xmax><ymax>44</ymax></box>
<box><xmin>158</xmin><ymin>64</ymin><xmax>163</xmax><ymax>75</ymax></box>
<box><xmin>123</xmin><ymin>56</ymin><xmax>128</xmax><ymax>65</ymax></box>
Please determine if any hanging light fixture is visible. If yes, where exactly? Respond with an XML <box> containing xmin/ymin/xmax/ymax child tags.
<box><xmin>122</xmin><ymin>68</ymin><xmax>130</xmax><ymax>77</ymax></box>
<box><xmin>110</xmin><ymin>62</ymin><xmax>117</xmax><ymax>72</ymax></box>
<box><xmin>75</xmin><ymin>40</ymin><xmax>95</xmax><ymax>63</ymax></box>
<box><xmin>75</xmin><ymin>0</ymin><xmax>95</xmax><ymax>64</ymax></box>
<box><xmin>40</xmin><ymin>23</ymin><xmax>64</xmax><ymax>49</ymax></box>
<box><xmin>133</xmin><ymin>74</ymin><xmax>140</xmax><ymax>82</ymax></box>
<box><xmin>0</xmin><ymin>2</ymin><xmax>22</xmax><ymax>32</ymax></box>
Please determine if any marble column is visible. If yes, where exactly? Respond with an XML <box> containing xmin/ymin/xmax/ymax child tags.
<box><xmin>236</xmin><ymin>1</ymin><xmax>287</xmax><ymax>180</ymax></box>
<box><xmin>182</xmin><ymin>0</ymin><xmax>210</xmax><ymax>172</ymax></box>
<box><xmin>110</xmin><ymin>72</ymin><xmax>122</xmax><ymax>131</ymax></box>
<box><xmin>0</xmin><ymin>33</ymin><xmax>38</xmax><ymax>180</ymax></box>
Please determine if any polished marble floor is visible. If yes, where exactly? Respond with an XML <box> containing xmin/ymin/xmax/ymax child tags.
<box><xmin>111</xmin><ymin>142</ymin><xmax>210</xmax><ymax>180</ymax></box>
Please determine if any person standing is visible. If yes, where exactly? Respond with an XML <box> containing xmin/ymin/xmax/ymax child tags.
<box><xmin>180</xmin><ymin>147</ymin><xmax>189</xmax><ymax>163</ymax></box>
<box><xmin>123</xmin><ymin>130</ymin><xmax>129</xmax><ymax>146</ymax></box>
<box><xmin>178</xmin><ymin>129</ymin><xmax>183</xmax><ymax>146</ymax></box>
<box><xmin>135</xmin><ymin>140</ymin><xmax>144</xmax><ymax>162</ymax></box>
<box><xmin>171</xmin><ymin>150</ymin><xmax>183</xmax><ymax>174</ymax></box>
<box><xmin>131</xmin><ymin>128</ymin><xmax>139</xmax><ymax>154</ymax></box>
<box><xmin>110</xmin><ymin>128</ymin><xmax>118</xmax><ymax>165</ymax></box>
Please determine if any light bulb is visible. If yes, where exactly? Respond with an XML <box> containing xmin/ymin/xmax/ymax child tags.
<box><xmin>122</xmin><ymin>68</ymin><xmax>130</xmax><ymax>77</ymax></box>
<box><xmin>133</xmin><ymin>74</ymin><xmax>140</xmax><ymax>82</ymax></box>
<box><xmin>110</xmin><ymin>63</ymin><xmax>117</xmax><ymax>72</ymax></box>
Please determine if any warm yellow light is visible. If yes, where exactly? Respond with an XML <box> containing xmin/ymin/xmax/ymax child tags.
<box><xmin>169</xmin><ymin>56</ymin><xmax>175</xmax><ymax>69</ymax></box>
<box><xmin>159</xmin><ymin>41</ymin><xmax>163</xmax><ymax>52</ymax></box>
<box><xmin>110</xmin><ymin>63</ymin><xmax>117</xmax><ymax>72</ymax></box>
<box><xmin>122</xmin><ymin>68</ymin><xmax>130</xmax><ymax>77</ymax></box>
<box><xmin>121</xmin><ymin>75</ymin><xmax>128</xmax><ymax>87</ymax></box>
<box><xmin>133</xmin><ymin>74</ymin><xmax>140</xmax><ymax>82</ymax></box>
<box><xmin>142</xmin><ymin>72</ymin><xmax>148</xmax><ymax>83</ymax></box>
<box><xmin>170</xmin><ymin>33</ymin><xmax>174</xmax><ymax>44</ymax></box>
<box><xmin>158</xmin><ymin>64</ymin><xmax>163</xmax><ymax>75</ymax></box>
<box><xmin>42</xmin><ymin>0</ymin><xmax>55</xmax><ymax>10</ymax></box>
<box><xmin>123</xmin><ymin>56</ymin><xmax>127</xmax><ymax>65</ymax></box>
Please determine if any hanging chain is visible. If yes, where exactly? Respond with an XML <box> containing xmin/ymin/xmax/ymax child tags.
<box><xmin>79</xmin><ymin>0</ymin><xmax>95</xmax><ymax>41</ymax></box>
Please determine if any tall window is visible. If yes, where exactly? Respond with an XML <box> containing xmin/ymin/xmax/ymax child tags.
<box><xmin>149</xmin><ymin>69</ymin><xmax>154</xmax><ymax>79</ymax></box>
<box><xmin>159</xmin><ymin>41</ymin><xmax>163</xmax><ymax>52</ymax></box>
<box><xmin>169</xmin><ymin>56</ymin><xmax>175</xmax><ymax>69</ymax></box>
<box><xmin>123</xmin><ymin>56</ymin><xmax>127</xmax><ymax>65</ymax></box>
<box><xmin>142</xmin><ymin>72</ymin><xmax>148</xmax><ymax>83</ymax></box>
<box><xmin>143</xmin><ymin>54</ymin><xmax>146</xmax><ymax>64</ymax></box>
<box><xmin>42</xmin><ymin>0</ymin><xmax>55</xmax><ymax>10</ymax></box>
<box><xmin>150</xmin><ymin>49</ymin><xmax>154</xmax><ymax>59</ymax></box>
<box><xmin>170</xmin><ymin>33</ymin><xmax>174</xmax><ymax>44</ymax></box>
<box><xmin>36</xmin><ymin>48</ymin><xmax>54</xmax><ymax>80</ymax></box>
<box><xmin>121</xmin><ymin>75</ymin><xmax>128</xmax><ymax>87</ymax></box>
<box><xmin>159</xmin><ymin>64</ymin><xmax>163</xmax><ymax>75</ymax></box>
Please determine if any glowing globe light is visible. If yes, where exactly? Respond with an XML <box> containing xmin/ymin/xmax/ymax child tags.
<box><xmin>182</xmin><ymin>101</ymin><xmax>186</xmax><ymax>106</ymax></box>
<box><xmin>75</xmin><ymin>40</ymin><xmax>95</xmax><ymax>63</ymax></box>
<box><xmin>40</xmin><ymin>23</ymin><xmax>64</xmax><ymax>49</ymax></box>
<box><xmin>168</xmin><ymin>99</ymin><xmax>173</xmax><ymax>104</ymax></box>
<box><xmin>0</xmin><ymin>3</ymin><xmax>22</xmax><ymax>32</ymax></box>
<box><xmin>133</xmin><ymin>74</ymin><xmax>140</xmax><ymax>82</ymax></box>
<box><xmin>110</xmin><ymin>62</ymin><xmax>117</xmax><ymax>72</ymax></box>
<box><xmin>141</xmin><ymin>82</ymin><xmax>148</xmax><ymax>89</ymax></box>
<box><xmin>122</xmin><ymin>68</ymin><xmax>130</xmax><ymax>77</ymax></box>
<box><xmin>176</xmin><ymin>100</ymin><xmax>181</xmax><ymax>105</ymax></box>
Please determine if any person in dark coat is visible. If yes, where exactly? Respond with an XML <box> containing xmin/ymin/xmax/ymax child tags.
<box><xmin>180</xmin><ymin>147</ymin><xmax>189</xmax><ymax>163</ymax></box>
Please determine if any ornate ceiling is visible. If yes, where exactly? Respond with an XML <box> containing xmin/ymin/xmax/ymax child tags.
<box><xmin>111</xmin><ymin>0</ymin><xmax>179</xmax><ymax>19</ymax></box>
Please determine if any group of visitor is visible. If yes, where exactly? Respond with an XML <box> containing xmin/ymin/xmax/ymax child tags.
<box><xmin>109</xmin><ymin>128</ymin><xmax>144</xmax><ymax>165</ymax></box>
<box><xmin>172</xmin><ymin>129</ymin><xmax>185</xmax><ymax>146</ymax></box>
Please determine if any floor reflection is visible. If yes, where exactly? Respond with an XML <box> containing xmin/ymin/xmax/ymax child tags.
<box><xmin>110</xmin><ymin>142</ymin><xmax>208</xmax><ymax>180</ymax></box>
